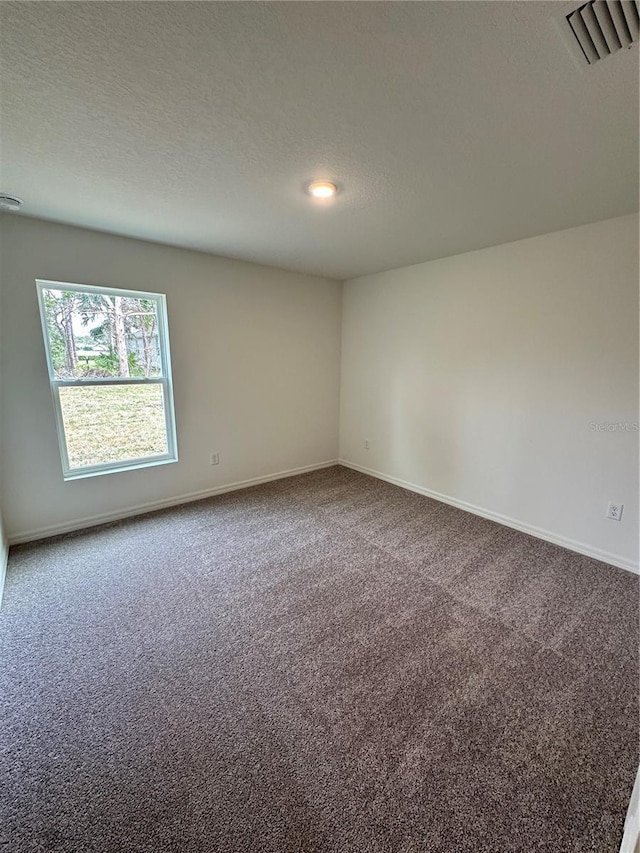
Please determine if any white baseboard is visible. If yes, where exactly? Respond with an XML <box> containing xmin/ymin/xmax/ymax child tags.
<box><xmin>8</xmin><ymin>459</ymin><xmax>339</xmax><ymax>546</ymax></box>
<box><xmin>0</xmin><ymin>541</ymin><xmax>7</xmax><ymax>607</ymax></box>
<box><xmin>8</xmin><ymin>457</ymin><xmax>638</xmax><ymax>574</ymax></box>
<box><xmin>339</xmin><ymin>459</ymin><xmax>639</xmax><ymax>575</ymax></box>
<box><xmin>620</xmin><ymin>766</ymin><xmax>640</xmax><ymax>853</ymax></box>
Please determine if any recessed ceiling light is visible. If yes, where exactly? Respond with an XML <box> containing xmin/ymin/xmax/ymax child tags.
<box><xmin>0</xmin><ymin>194</ymin><xmax>23</xmax><ymax>212</ymax></box>
<box><xmin>307</xmin><ymin>180</ymin><xmax>337</xmax><ymax>199</ymax></box>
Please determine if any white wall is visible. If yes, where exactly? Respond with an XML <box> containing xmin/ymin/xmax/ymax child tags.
<box><xmin>0</xmin><ymin>216</ymin><xmax>342</xmax><ymax>541</ymax></box>
<box><xmin>0</xmin><ymin>218</ymin><xmax>7</xmax><ymax>597</ymax></box>
<box><xmin>340</xmin><ymin>214</ymin><xmax>639</xmax><ymax>572</ymax></box>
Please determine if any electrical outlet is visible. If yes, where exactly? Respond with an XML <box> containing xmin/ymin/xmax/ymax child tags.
<box><xmin>364</xmin><ymin>440</ymin><xmax>370</xmax><ymax>450</ymax></box>
<box><xmin>210</xmin><ymin>452</ymin><xmax>220</xmax><ymax>466</ymax></box>
<box><xmin>606</xmin><ymin>501</ymin><xmax>623</xmax><ymax>521</ymax></box>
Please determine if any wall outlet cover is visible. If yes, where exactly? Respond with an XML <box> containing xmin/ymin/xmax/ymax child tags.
<box><xmin>606</xmin><ymin>501</ymin><xmax>623</xmax><ymax>521</ymax></box>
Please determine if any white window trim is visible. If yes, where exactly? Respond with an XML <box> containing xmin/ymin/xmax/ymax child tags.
<box><xmin>36</xmin><ymin>279</ymin><xmax>178</xmax><ymax>480</ymax></box>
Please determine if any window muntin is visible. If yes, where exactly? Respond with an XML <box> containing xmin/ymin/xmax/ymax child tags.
<box><xmin>36</xmin><ymin>280</ymin><xmax>178</xmax><ymax>479</ymax></box>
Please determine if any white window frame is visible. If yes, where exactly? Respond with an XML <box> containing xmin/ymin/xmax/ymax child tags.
<box><xmin>36</xmin><ymin>279</ymin><xmax>178</xmax><ymax>480</ymax></box>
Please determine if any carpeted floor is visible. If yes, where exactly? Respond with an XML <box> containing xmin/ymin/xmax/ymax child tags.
<box><xmin>1</xmin><ymin>465</ymin><xmax>638</xmax><ymax>852</ymax></box>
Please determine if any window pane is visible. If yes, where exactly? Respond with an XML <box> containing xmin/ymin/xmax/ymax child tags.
<box><xmin>59</xmin><ymin>384</ymin><xmax>168</xmax><ymax>469</ymax></box>
<box><xmin>42</xmin><ymin>288</ymin><xmax>163</xmax><ymax>379</ymax></box>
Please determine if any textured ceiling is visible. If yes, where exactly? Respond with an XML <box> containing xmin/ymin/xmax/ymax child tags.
<box><xmin>0</xmin><ymin>1</ymin><xmax>638</xmax><ymax>280</ymax></box>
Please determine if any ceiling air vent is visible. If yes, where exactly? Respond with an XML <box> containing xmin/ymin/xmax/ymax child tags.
<box><xmin>566</xmin><ymin>0</ymin><xmax>639</xmax><ymax>64</ymax></box>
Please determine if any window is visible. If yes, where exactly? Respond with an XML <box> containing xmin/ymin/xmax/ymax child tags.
<box><xmin>36</xmin><ymin>280</ymin><xmax>178</xmax><ymax>480</ymax></box>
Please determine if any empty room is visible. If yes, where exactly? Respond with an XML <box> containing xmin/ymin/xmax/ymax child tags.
<box><xmin>0</xmin><ymin>2</ymin><xmax>638</xmax><ymax>852</ymax></box>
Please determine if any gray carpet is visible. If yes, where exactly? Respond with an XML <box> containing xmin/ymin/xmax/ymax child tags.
<box><xmin>1</xmin><ymin>465</ymin><xmax>638</xmax><ymax>852</ymax></box>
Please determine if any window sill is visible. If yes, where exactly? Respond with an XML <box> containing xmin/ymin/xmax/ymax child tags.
<box><xmin>63</xmin><ymin>454</ymin><xmax>178</xmax><ymax>481</ymax></box>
